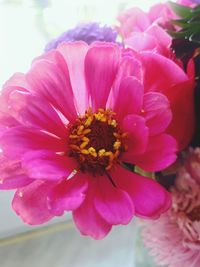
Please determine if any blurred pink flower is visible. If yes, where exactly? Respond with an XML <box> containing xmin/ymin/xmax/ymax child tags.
<box><xmin>117</xmin><ymin>3</ymin><xmax>176</xmax><ymax>56</ymax></box>
<box><xmin>142</xmin><ymin>150</ymin><xmax>200</xmax><ymax>267</ymax></box>
<box><xmin>0</xmin><ymin>41</ymin><xmax>194</xmax><ymax>239</ymax></box>
<box><xmin>117</xmin><ymin>0</ymin><xmax>199</xmax><ymax>52</ymax></box>
<box><xmin>177</xmin><ymin>0</ymin><xmax>199</xmax><ymax>6</ymax></box>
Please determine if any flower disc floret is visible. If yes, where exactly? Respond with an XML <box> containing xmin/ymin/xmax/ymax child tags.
<box><xmin>68</xmin><ymin>108</ymin><xmax>127</xmax><ymax>175</ymax></box>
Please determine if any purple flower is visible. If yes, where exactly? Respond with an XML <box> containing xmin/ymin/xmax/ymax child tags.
<box><xmin>45</xmin><ymin>23</ymin><xmax>118</xmax><ymax>52</ymax></box>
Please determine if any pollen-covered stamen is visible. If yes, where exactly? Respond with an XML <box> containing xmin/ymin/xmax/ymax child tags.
<box><xmin>68</xmin><ymin>108</ymin><xmax>128</xmax><ymax>175</ymax></box>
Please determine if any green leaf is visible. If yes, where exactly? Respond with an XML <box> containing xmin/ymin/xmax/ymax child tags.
<box><xmin>169</xmin><ymin>1</ymin><xmax>192</xmax><ymax>18</ymax></box>
<box><xmin>192</xmin><ymin>5</ymin><xmax>200</xmax><ymax>14</ymax></box>
<box><xmin>169</xmin><ymin>1</ymin><xmax>200</xmax><ymax>46</ymax></box>
<box><xmin>170</xmin><ymin>18</ymin><xmax>190</xmax><ymax>27</ymax></box>
<box><xmin>168</xmin><ymin>30</ymin><xmax>189</xmax><ymax>39</ymax></box>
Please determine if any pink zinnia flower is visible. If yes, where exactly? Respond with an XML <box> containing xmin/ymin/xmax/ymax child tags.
<box><xmin>142</xmin><ymin>151</ymin><xmax>200</xmax><ymax>267</ymax></box>
<box><xmin>0</xmin><ymin>42</ymin><xmax>193</xmax><ymax>239</ymax></box>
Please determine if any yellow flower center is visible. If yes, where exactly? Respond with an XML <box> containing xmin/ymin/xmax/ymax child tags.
<box><xmin>68</xmin><ymin>108</ymin><xmax>128</xmax><ymax>175</ymax></box>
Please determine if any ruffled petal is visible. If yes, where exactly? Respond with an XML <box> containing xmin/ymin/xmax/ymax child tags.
<box><xmin>0</xmin><ymin>126</ymin><xmax>66</xmax><ymax>159</ymax></box>
<box><xmin>58</xmin><ymin>42</ymin><xmax>89</xmax><ymax>115</ymax></box>
<box><xmin>26</xmin><ymin>50</ymin><xmax>77</xmax><ymax>121</ymax></box>
<box><xmin>22</xmin><ymin>150</ymin><xmax>76</xmax><ymax>180</ymax></box>
<box><xmin>12</xmin><ymin>180</ymin><xmax>55</xmax><ymax>225</ymax></box>
<box><xmin>0</xmin><ymin>154</ymin><xmax>33</xmax><ymax>190</ymax></box>
<box><xmin>143</xmin><ymin>92</ymin><xmax>172</xmax><ymax>135</ymax></box>
<box><xmin>94</xmin><ymin>175</ymin><xmax>134</xmax><ymax>225</ymax></box>
<box><xmin>48</xmin><ymin>173</ymin><xmax>88</xmax><ymax>216</ymax></box>
<box><xmin>73</xmin><ymin>178</ymin><xmax>112</xmax><ymax>239</ymax></box>
<box><xmin>133</xmin><ymin>134</ymin><xmax>177</xmax><ymax>172</ymax></box>
<box><xmin>113</xmin><ymin>77</ymin><xmax>144</xmax><ymax>120</ymax></box>
<box><xmin>122</xmin><ymin>114</ymin><xmax>149</xmax><ymax>158</ymax></box>
<box><xmin>85</xmin><ymin>43</ymin><xmax>120</xmax><ymax>110</ymax></box>
<box><xmin>113</xmin><ymin>166</ymin><xmax>172</xmax><ymax>218</ymax></box>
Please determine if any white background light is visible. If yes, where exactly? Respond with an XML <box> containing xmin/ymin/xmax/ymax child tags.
<box><xmin>0</xmin><ymin>0</ymin><xmax>166</xmax><ymax>87</ymax></box>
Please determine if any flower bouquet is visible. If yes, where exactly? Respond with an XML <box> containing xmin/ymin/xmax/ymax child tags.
<box><xmin>0</xmin><ymin>0</ymin><xmax>200</xmax><ymax>266</ymax></box>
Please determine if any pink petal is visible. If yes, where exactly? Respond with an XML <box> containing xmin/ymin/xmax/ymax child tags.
<box><xmin>0</xmin><ymin>125</ymin><xmax>8</xmax><ymax>138</ymax></box>
<box><xmin>0</xmin><ymin>154</ymin><xmax>33</xmax><ymax>190</ymax></box>
<box><xmin>149</xmin><ymin>3</ymin><xmax>176</xmax><ymax>24</ymax></box>
<box><xmin>0</xmin><ymin>174</ymin><xmax>32</xmax><ymax>190</ymax></box>
<box><xmin>165</xmin><ymin>80</ymin><xmax>195</xmax><ymax>150</ymax></box>
<box><xmin>146</xmin><ymin>25</ymin><xmax>172</xmax><ymax>54</ymax></box>
<box><xmin>7</xmin><ymin>90</ymin><xmax>68</xmax><ymax>138</ymax></box>
<box><xmin>109</xmin><ymin>56</ymin><xmax>143</xmax><ymax>107</ymax></box>
<box><xmin>0</xmin><ymin>126</ymin><xmax>66</xmax><ymax>159</ymax></box>
<box><xmin>141</xmin><ymin>53</ymin><xmax>195</xmax><ymax>150</ymax></box>
<box><xmin>187</xmin><ymin>58</ymin><xmax>195</xmax><ymax>79</ymax></box>
<box><xmin>0</xmin><ymin>75</ymin><xmax>27</xmax><ymax>129</ymax></box>
<box><xmin>58</xmin><ymin>42</ymin><xmax>89</xmax><ymax>115</ymax></box>
<box><xmin>125</xmin><ymin>32</ymin><xmax>157</xmax><ymax>52</ymax></box>
<box><xmin>22</xmin><ymin>150</ymin><xmax>76</xmax><ymax>180</ymax></box>
<box><xmin>133</xmin><ymin>134</ymin><xmax>177</xmax><ymax>172</ymax></box>
<box><xmin>94</xmin><ymin>175</ymin><xmax>134</xmax><ymax>225</ymax></box>
<box><xmin>2</xmin><ymin>72</ymin><xmax>29</xmax><ymax>92</ymax></box>
<box><xmin>122</xmin><ymin>114</ymin><xmax>149</xmax><ymax>158</ymax></box>
<box><xmin>0</xmin><ymin>112</ymin><xmax>18</xmax><ymax>130</ymax></box>
<box><xmin>12</xmin><ymin>180</ymin><xmax>55</xmax><ymax>225</ymax></box>
<box><xmin>47</xmin><ymin>173</ymin><xmax>88</xmax><ymax>216</ymax></box>
<box><xmin>118</xmin><ymin>7</ymin><xmax>150</xmax><ymax>38</ymax></box>
<box><xmin>141</xmin><ymin>52</ymin><xmax>189</xmax><ymax>93</ymax></box>
<box><xmin>113</xmin><ymin>77</ymin><xmax>144</xmax><ymax>120</ymax></box>
<box><xmin>143</xmin><ymin>92</ymin><xmax>172</xmax><ymax>135</ymax></box>
<box><xmin>85</xmin><ymin>43</ymin><xmax>120</xmax><ymax>110</ymax></box>
<box><xmin>26</xmin><ymin>51</ymin><xmax>77</xmax><ymax>121</ymax></box>
<box><xmin>117</xmin><ymin>54</ymin><xmax>143</xmax><ymax>83</ymax></box>
<box><xmin>73</xmin><ymin>178</ymin><xmax>112</xmax><ymax>239</ymax></box>
<box><xmin>113</xmin><ymin>166</ymin><xmax>172</xmax><ymax>218</ymax></box>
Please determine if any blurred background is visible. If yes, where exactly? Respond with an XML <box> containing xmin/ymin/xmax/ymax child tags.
<box><xmin>0</xmin><ymin>0</ymin><xmax>162</xmax><ymax>266</ymax></box>
<box><xmin>0</xmin><ymin>0</ymin><xmax>165</xmax><ymax>87</ymax></box>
